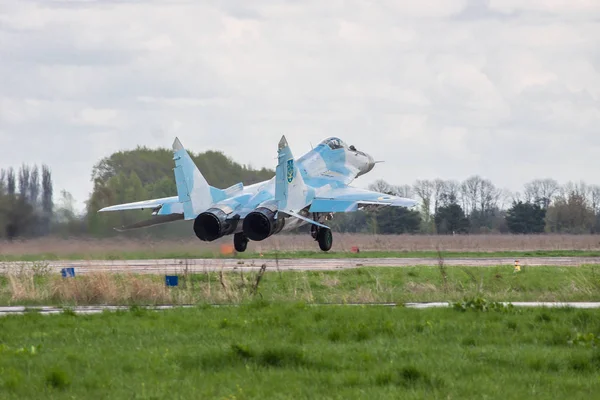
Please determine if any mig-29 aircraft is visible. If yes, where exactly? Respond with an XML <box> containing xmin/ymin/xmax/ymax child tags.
<box><xmin>99</xmin><ymin>136</ymin><xmax>417</xmax><ymax>252</ymax></box>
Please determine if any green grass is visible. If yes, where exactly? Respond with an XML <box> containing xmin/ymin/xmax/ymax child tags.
<box><xmin>252</xmin><ymin>264</ymin><xmax>600</xmax><ymax>303</ymax></box>
<box><xmin>2</xmin><ymin>249</ymin><xmax>600</xmax><ymax>261</ymax></box>
<box><xmin>3</xmin><ymin>265</ymin><xmax>600</xmax><ymax>306</ymax></box>
<box><xmin>0</xmin><ymin>304</ymin><xmax>599</xmax><ymax>399</ymax></box>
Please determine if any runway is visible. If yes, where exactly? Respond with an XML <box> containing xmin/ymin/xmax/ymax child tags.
<box><xmin>0</xmin><ymin>256</ymin><xmax>598</xmax><ymax>274</ymax></box>
<box><xmin>1</xmin><ymin>302</ymin><xmax>600</xmax><ymax>316</ymax></box>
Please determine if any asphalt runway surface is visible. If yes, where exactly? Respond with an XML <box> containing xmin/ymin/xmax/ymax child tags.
<box><xmin>0</xmin><ymin>256</ymin><xmax>598</xmax><ymax>275</ymax></box>
<box><xmin>1</xmin><ymin>302</ymin><xmax>600</xmax><ymax>316</ymax></box>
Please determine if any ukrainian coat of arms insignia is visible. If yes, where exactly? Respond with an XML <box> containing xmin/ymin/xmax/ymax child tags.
<box><xmin>286</xmin><ymin>159</ymin><xmax>294</xmax><ymax>183</ymax></box>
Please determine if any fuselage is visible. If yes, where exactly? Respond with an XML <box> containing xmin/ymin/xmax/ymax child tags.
<box><xmin>210</xmin><ymin>137</ymin><xmax>375</xmax><ymax>234</ymax></box>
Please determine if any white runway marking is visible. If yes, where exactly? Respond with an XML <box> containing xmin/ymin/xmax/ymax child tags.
<box><xmin>0</xmin><ymin>256</ymin><xmax>598</xmax><ymax>274</ymax></box>
<box><xmin>1</xmin><ymin>302</ymin><xmax>600</xmax><ymax>316</ymax></box>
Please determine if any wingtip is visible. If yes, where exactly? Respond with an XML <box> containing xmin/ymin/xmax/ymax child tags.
<box><xmin>172</xmin><ymin>137</ymin><xmax>184</xmax><ymax>152</ymax></box>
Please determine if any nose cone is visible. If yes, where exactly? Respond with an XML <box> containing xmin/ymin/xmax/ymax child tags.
<box><xmin>357</xmin><ymin>154</ymin><xmax>375</xmax><ymax>177</ymax></box>
<box><xmin>366</xmin><ymin>154</ymin><xmax>375</xmax><ymax>173</ymax></box>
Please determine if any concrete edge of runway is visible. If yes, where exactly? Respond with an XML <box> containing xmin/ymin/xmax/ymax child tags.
<box><xmin>2</xmin><ymin>255</ymin><xmax>600</xmax><ymax>275</ymax></box>
<box><xmin>1</xmin><ymin>302</ymin><xmax>600</xmax><ymax>316</ymax></box>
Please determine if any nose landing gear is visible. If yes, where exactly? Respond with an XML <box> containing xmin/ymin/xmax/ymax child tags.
<box><xmin>233</xmin><ymin>232</ymin><xmax>248</xmax><ymax>252</ymax></box>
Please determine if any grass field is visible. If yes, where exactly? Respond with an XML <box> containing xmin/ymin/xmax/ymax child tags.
<box><xmin>3</xmin><ymin>265</ymin><xmax>600</xmax><ymax>306</ymax></box>
<box><xmin>0</xmin><ymin>304</ymin><xmax>598</xmax><ymax>399</ymax></box>
<box><xmin>1</xmin><ymin>234</ymin><xmax>600</xmax><ymax>261</ymax></box>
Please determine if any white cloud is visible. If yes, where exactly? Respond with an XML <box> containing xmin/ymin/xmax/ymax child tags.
<box><xmin>71</xmin><ymin>107</ymin><xmax>120</xmax><ymax>127</ymax></box>
<box><xmin>488</xmin><ymin>0</ymin><xmax>600</xmax><ymax>14</ymax></box>
<box><xmin>0</xmin><ymin>0</ymin><xmax>599</xmax><ymax>211</ymax></box>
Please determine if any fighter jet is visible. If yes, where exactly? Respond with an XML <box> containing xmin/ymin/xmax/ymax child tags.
<box><xmin>99</xmin><ymin>136</ymin><xmax>417</xmax><ymax>252</ymax></box>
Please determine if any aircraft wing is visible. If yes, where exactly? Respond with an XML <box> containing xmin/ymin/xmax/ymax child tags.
<box><xmin>308</xmin><ymin>187</ymin><xmax>418</xmax><ymax>213</ymax></box>
<box><xmin>97</xmin><ymin>137</ymin><xmax>251</xmax><ymax>233</ymax></box>
<box><xmin>98</xmin><ymin>196</ymin><xmax>182</xmax><ymax>214</ymax></box>
<box><xmin>97</xmin><ymin>196</ymin><xmax>185</xmax><ymax>231</ymax></box>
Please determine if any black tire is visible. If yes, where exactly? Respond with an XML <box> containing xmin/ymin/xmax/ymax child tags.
<box><xmin>234</xmin><ymin>233</ymin><xmax>248</xmax><ymax>252</ymax></box>
<box><xmin>311</xmin><ymin>224</ymin><xmax>318</xmax><ymax>240</ymax></box>
<box><xmin>317</xmin><ymin>228</ymin><xmax>333</xmax><ymax>252</ymax></box>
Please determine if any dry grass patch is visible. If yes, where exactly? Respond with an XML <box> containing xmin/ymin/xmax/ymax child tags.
<box><xmin>2</xmin><ymin>271</ymin><xmax>175</xmax><ymax>305</ymax></box>
<box><xmin>322</xmin><ymin>277</ymin><xmax>340</xmax><ymax>287</ymax></box>
<box><xmin>2</xmin><ymin>234</ymin><xmax>600</xmax><ymax>258</ymax></box>
<box><xmin>346</xmin><ymin>287</ymin><xmax>378</xmax><ymax>303</ymax></box>
<box><xmin>405</xmin><ymin>282</ymin><xmax>438</xmax><ymax>294</ymax></box>
<box><xmin>50</xmin><ymin>273</ymin><xmax>171</xmax><ymax>304</ymax></box>
<box><xmin>7</xmin><ymin>273</ymin><xmax>41</xmax><ymax>302</ymax></box>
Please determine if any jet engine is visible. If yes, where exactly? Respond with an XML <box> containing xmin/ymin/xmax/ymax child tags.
<box><xmin>194</xmin><ymin>207</ymin><xmax>239</xmax><ymax>242</ymax></box>
<box><xmin>242</xmin><ymin>204</ymin><xmax>285</xmax><ymax>241</ymax></box>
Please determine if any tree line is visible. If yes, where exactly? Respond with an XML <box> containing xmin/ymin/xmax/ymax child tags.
<box><xmin>328</xmin><ymin>177</ymin><xmax>600</xmax><ymax>235</ymax></box>
<box><xmin>2</xmin><ymin>145</ymin><xmax>600</xmax><ymax>238</ymax></box>
<box><xmin>85</xmin><ymin>146</ymin><xmax>274</xmax><ymax>237</ymax></box>
<box><xmin>0</xmin><ymin>165</ymin><xmax>53</xmax><ymax>239</ymax></box>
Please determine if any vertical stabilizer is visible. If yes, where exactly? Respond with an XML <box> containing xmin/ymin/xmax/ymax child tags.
<box><xmin>275</xmin><ymin>135</ymin><xmax>311</xmax><ymax>212</ymax></box>
<box><xmin>172</xmin><ymin>138</ymin><xmax>227</xmax><ymax>219</ymax></box>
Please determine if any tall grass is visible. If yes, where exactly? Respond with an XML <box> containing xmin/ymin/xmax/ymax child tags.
<box><xmin>2</xmin><ymin>270</ymin><xmax>171</xmax><ymax>305</ymax></box>
<box><xmin>1</xmin><ymin>265</ymin><xmax>599</xmax><ymax>306</ymax></box>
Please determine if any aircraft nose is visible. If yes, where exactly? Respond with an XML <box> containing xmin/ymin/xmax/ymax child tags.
<box><xmin>366</xmin><ymin>154</ymin><xmax>375</xmax><ymax>173</ymax></box>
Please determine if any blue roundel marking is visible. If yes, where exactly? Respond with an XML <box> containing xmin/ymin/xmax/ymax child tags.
<box><xmin>287</xmin><ymin>159</ymin><xmax>294</xmax><ymax>183</ymax></box>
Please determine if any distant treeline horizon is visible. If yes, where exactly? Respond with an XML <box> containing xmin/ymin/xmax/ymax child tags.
<box><xmin>0</xmin><ymin>145</ymin><xmax>598</xmax><ymax>239</ymax></box>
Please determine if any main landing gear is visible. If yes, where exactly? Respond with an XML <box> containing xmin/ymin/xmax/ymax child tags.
<box><xmin>233</xmin><ymin>232</ymin><xmax>248</xmax><ymax>252</ymax></box>
<box><xmin>311</xmin><ymin>225</ymin><xmax>333</xmax><ymax>252</ymax></box>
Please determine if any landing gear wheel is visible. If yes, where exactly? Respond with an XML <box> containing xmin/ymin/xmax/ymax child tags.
<box><xmin>317</xmin><ymin>229</ymin><xmax>333</xmax><ymax>252</ymax></box>
<box><xmin>311</xmin><ymin>224</ymin><xmax>318</xmax><ymax>239</ymax></box>
<box><xmin>234</xmin><ymin>233</ymin><xmax>248</xmax><ymax>253</ymax></box>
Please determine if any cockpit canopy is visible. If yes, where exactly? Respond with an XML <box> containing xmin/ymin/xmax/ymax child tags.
<box><xmin>319</xmin><ymin>137</ymin><xmax>361</xmax><ymax>153</ymax></box>
<box><xmin>320</xmin><ymin>137</ymin><xmax>347</xmax><ymax>150</ymax></box>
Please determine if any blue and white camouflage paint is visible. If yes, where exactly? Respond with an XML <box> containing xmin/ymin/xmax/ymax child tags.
<box><xmin>99</xmin><ymin>135</ymin><xmax>418</xmax><ymax>251</ymax></box>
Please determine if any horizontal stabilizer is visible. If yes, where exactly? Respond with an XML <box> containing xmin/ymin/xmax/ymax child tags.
<box><xmin>223</xmin><ymin>182</ymin><xmax>243</xmax><ymax>197</ymax></box>
<box><xmin>99</xmin><ymin>196</ymin><xmax>180</xmax><ymax>213</ymax></box>
<box><xmin>114</xmin><ymin>213</ymin><xmax>184</xmax><ymax>232</ymax></box>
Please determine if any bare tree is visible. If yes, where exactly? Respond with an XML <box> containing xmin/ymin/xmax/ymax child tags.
<box><xmin>443</xmin><ymin>180</ymin><xmax>461</xmax><ymax>205</ymax></box>
<box><xmin>392</xmin><ymin>184</ymin><xmax>413</xmax><ymax>198</ymax></box>
<box><xmin>497</xmin><ymin>188</ymin><xmax>514</xmax><ymax>210</ymax></box>
<box><xmin>479</xmin><ymin>179</ymin><xmax>501</xmax><ymax>215</ymax></box>
<box><xmin>540</xmin><ymin>179</ymin><xmax>560</xmax><ymax>204</ymax></box>
<box><xmin>588</xmin><ymin>185</ymin><xmax>600</xmax><ymax>215</ymax></box>
<box><xmin>461</xmin><ymin>175</ymin><xmax>482</xmax><ymax>215</ymax></box>
<box><xmin>523</xmin><ymin>180</ymin><xmax>539</xmax><ymax>203</ymax></box>
<box><xmin>432</xmin><ymin>179</ymin><xmax>446</xmax><ymax>213</ymax></box>
<box><xmin>562</xmin><ymin>181</ymin><xmax>587</xmax><ymax>197</ymax></box>
<box><xmin>524</xmin><ymin>178</ymin><xmax>559</xmax><ymax>208</ymax></box>
<box><xmin>369</xmin><ymin>179</ymin><xmax>391</xmax><ymax>194</ymax></box>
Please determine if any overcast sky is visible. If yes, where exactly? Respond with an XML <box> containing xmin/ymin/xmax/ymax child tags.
<box><xmin>1</xmin><ymin>0</ymin><xmax>599</xmax><ymax>211</ymax></box>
